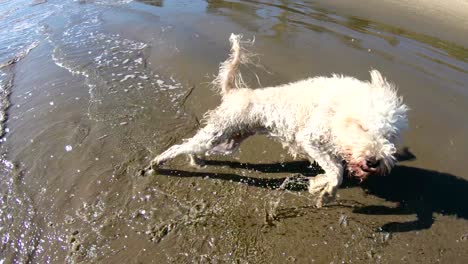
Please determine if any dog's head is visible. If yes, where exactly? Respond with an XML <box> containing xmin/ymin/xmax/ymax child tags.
<box><xmin>333</xmin><ymin>70</ymin><xmax>409</xmax><ymax>181</ymax></box>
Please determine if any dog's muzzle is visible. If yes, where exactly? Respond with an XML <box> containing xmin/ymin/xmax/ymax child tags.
<box><xmin>348</xmin><ymin>158</ymin><xmax>381</xmax><ymax>181</ymax></box>
<box><xmin>363</xmin><ymin>158</ymin><xmax>381</xmax><ymax>173</ymax></box>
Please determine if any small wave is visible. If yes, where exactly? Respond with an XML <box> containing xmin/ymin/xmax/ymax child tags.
<box><xmin>0</xmin><ymin>70</ymin><xmax>13</xmax><ymax>140</ymax></box>
<box><xmin>0</xmin><ymin>0</ymin><xmax>58</xmax><ymax>140</ymax></box>
<box><xmin>48</xmin><ymin>8</ymin><xmax>186</xmax><ymax>122</ymax></box>
<box><xmin>0</xmin><ymin>2</ymin><xmax>54</xmax><ymax>63</ymax></box>
<box><xmin>0</xmin><ymin>41</ymin><xmax>40</xmax><ymax>69</ymax></box>
<box><xmin>0</xmin><ymin>41</ymin><xmax>40</xmax><ymax>140</ymax></box>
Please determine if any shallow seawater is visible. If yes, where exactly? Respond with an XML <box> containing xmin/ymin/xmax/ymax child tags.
<box><xmin>0</xmin><ymin>0</ymin><xmax>467</xmax><ymax>263</ymax></box>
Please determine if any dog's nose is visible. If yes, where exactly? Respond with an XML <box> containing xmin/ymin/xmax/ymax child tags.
<box><xmin>366</xmin><ymin>158</ymin><xmax>380</xmax><ymax>168</ymax></box>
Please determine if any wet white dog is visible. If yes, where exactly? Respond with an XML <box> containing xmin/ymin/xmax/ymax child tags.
<box><xmin>148</xmin><ymin>34</ymin><xmax>408</xmax><ymax>207</ymax></box>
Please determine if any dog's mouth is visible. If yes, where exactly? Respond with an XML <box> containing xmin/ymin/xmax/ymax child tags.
<box><xmin>346</xmin><ymin>163</ymin><xmax>380</xmax><ymax>182</ymax></box>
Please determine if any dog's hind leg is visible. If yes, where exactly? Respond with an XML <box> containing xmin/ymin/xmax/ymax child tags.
<box><xmin>150</xmin><ymin>123</ymin><xmax>233</xmax><ymax>169</ymax></box>
<box><xmin>187</xmin><ymin>130</ymin><xmax>253</xmax><ymax>168</ymax></box>
<box><xmin>208</xmin><ymin>131</ymin><xmax>254</xmax><ymax>155</ymax></box>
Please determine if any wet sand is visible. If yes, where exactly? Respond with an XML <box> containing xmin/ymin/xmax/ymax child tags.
<box><xmin>0</xmin><ymin>0</ymin><xmax>467</xmax><ymax>263</ymax></box>
<box><xmin>314</xmin><ymin>0</ymin><xmax>468</xmax><ymax>47</ymax></box>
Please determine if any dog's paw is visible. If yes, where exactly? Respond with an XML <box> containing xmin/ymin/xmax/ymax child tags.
<box><xmin>314</xmin><ymin>191</ymin><xmax>336</xmax><ymax>208</ymax></box>
<box><xmin>309</xmin><ymin>174</ymin><xmax>338</xmax><ymax>208</ymax></box>
<box><xmin>150</xmin><ymin>156</ymin><xmax>165</xmax><ymax>169</ymax></box>
<box><xmin>308</xmin><ymin>174</ymin><xmax>328</xmax><ymax>194</ymax></box>
<box><xmin>188</xmin><ymin>155</ymin><xmax>206</xmax><ymax>169</ymax></box>
<box><xmin>139</xmin><ymin>168</ymin><xmax>153</xmax><ymax>177</ymax></box>
<box><xmin>139</xmin><ymin>164</ymin><xmax>158</xmax><ymax>177</ymax></box>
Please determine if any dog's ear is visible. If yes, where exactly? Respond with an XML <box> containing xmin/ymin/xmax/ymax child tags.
<box><xmin>370</xmin><ymin>69</ymin><xmax>386</xmax><ymax>87</ymax></box>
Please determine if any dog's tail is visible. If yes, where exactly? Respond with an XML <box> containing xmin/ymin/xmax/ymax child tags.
<box><xmin>214</xmin><ymin>34</ymin><xmax>252</xmax><ymax>96</ymax></box>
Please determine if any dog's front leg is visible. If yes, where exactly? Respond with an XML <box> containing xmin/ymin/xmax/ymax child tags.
<box><xmin>301</xmin><ymin>144</ymin><xmax>343</xmax><ymax>207</ymax></box>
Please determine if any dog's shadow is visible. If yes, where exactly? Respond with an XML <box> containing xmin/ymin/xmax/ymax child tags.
<box><xmin>157</xmin><ymin>160</ymin><xmax>319</xmax><ymax>191</ymax></box>
<box><xmin>155</xmin><ymin>148</ymin><xmax>468</xmax><ymax>233</ymax></box>
<box><xmin>357</xmin><ymin>165</ymin><xmax>468</xmax><ymax>232</ymax></box>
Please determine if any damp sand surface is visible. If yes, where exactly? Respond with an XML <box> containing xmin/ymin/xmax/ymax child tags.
<box><xmin>0</xmin><ymin>0</ymin><xmax>467</xmax><ymax>263</ymax></box>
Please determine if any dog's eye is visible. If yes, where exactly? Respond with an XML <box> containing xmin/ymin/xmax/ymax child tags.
<box><xmin>345</xmin><ymin>118</ymin><xmax>368</xmax><ymax>132</ymax></box>
<box><xmin>357</xmin><ymin>123</ymin><xmax>369</xmax><ymax>132</ymax></box>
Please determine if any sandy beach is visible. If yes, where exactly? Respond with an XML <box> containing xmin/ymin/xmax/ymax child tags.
<box><xmin>0</xmin><ymin>0</ymin><xmax>467</xmax><ymax>263</ymax></box>
<box><xmin>314</xmin><ymin>0</ymin><xmax>468</xmax><ymax>46</ymax></box>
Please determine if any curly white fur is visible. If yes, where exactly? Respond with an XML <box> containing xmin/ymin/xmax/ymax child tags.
<box><xmin>149</xmin><ymin>34</ymin><xmax>409</xmax><ymax>207</ymax></box>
